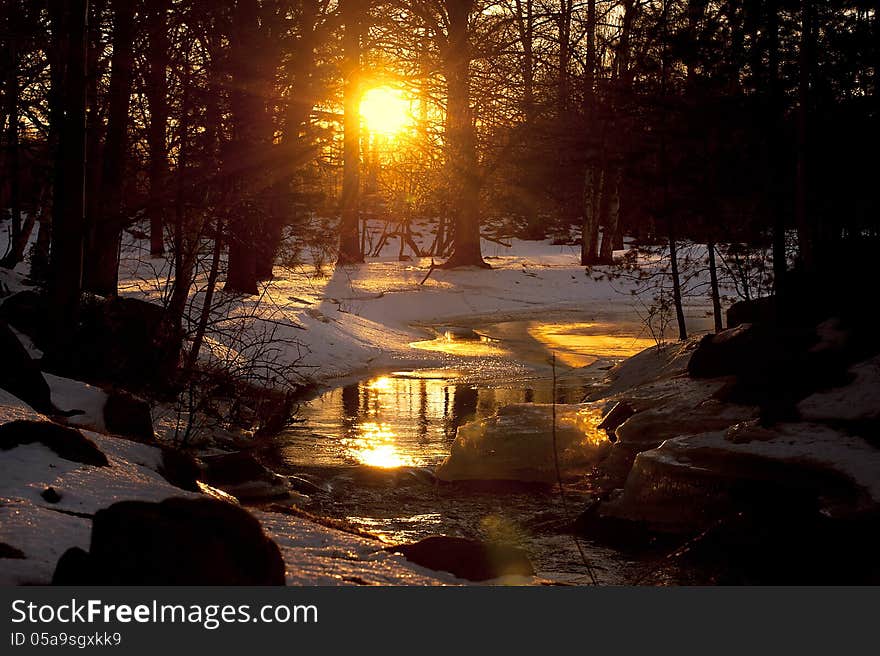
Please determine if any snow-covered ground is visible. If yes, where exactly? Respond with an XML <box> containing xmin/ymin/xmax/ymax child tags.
<box><xmin>112</xmin><ymin>231</ymin><xmax>721</xmax><ymax>385</ymax></box>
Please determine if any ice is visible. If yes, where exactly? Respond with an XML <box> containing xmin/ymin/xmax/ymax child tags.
<box><xmin>436</xmin><ymin>403</ymin><xmax>611</xmax><ymax>483</ymax></box>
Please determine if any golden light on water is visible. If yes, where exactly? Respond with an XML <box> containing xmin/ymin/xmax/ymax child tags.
<box><xmin>360</xmin><ymin>86</ymin><xmax>412</xmax><ymax>136</ymax></box>
<box><xmin>368</xmin><ymin>376</ymin><xmax>393</xmax><ymax>390</ymax></box>
<box><xmin>409</xmin><ymin>332</ymin><xmax>509</xmax><ymax>358</ymax></box>
<box><xmin>528</xmin><ymin>322</ymin><xmax>656</xmax><ymax>368</ymax></box>
<box><xmin>343</xmin><ymin>421</ymin><xmax>416</xmax><ymax>468</ymax></box>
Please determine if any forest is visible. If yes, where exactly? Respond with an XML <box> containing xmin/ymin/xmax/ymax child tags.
<box><xmin>0</xmin><ymin>0</ymin><xmax>879</xmax><ymax>586</ymax></box>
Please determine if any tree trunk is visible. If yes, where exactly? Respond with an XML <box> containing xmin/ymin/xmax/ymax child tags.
<box><xmin>669</xmin><ymin>226</ymin><xmax>688</xmax><ymax>341</ymax></box>
<box><xmin>707</xmin><ymin>241</ymin><xmax>723</xmax><ymax>332</ymax></box>
<box><xmin>146</xmin><ymin>0</ymin><xmax>170</xmax><ymax>257</ymax></box>
<box><xmin>224</xmin><ymin>0</ymin><xmax>262</xmax><ymax>295</ymax></box>
<box><xmin>599</xmin><ymin>167</ymin><xmax>621</xmax><ymax>262</ymax></box>
<box><xmin>514</xmin><ymin>0</ymin><xmax>541</xmax><ymax>239</ymax></box>
<box><xmin>83</xmin><ymin>0</ymin><xmax>135</xmax><ymax>296</ymax></box>
<box><xmin>580</xmin><ymin>0</ymin><xmax>600</xmax><ymax>266</ymax></box>
<box><xmin>187</xmin><ymin>219</ymin><xmax>223</xmax><ymax>372</ymax></box>
<box><xmin>766</xmin><ymin>0</ymin><xmax>787</xmax><ymax>294</ymax></box>
<box><xmin>557</xmin><ymin>0</ymin><xmax>573</xmax><ymax>113</ymax></box>
<box><xmin>3</xmin><ymin>16</ymin><xmax>21</xmax><ymax>265</ymax></box>
<box><xmin>84</xmin><ymin>0</ymin><xmax>104</xmax><ymax>249</ymax></box>
<box><xmin>168</xmin><ymin>48</ymin><xmax>193</xmax><ymax>330</ymax></box>
<box><xmin>49</xmin><ymin>0</ymin><xmax>88</xmax><ymax>338</ymax></box>
<box><xmin>338</xmin><ymin>0</ymin><xmax>363</xmax><ymax>264</ymax></box>
<box><xmin>795</xmin><ymin>0</ymin><xmax>815</xmax><ymax>271</ymax></box>
<box><xmin>440</xmin><ymin>0</ymin><xmax>486</xmax><ymax>268</ymax></box>
<box><xmin>31</xmin><ymin>18</ymin><xmax>65</xmax><ymax>282</ymax></box>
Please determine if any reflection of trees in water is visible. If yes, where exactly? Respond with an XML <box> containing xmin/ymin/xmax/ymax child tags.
<box><xmin>450</xmin><ymin>385</ymin><xmax>478</xmax><ymax>436</ymax></box>
<box><xmin>418</xmin><ymin>379</ymin><xmax>428</xmax><ymax>442</ymax></box>
<box><xmin>341</xmin><ymin>383</ymin><xmax>360</xmax><ymax>438</ymax></box>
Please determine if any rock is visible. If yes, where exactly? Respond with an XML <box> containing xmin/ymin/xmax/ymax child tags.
<box><xmin>0</xmin><ymin>290</ymin><xmax>53</xmax><ymax>351</ymax></box>
<box><xmin>590</xmin><ymin>339</ymin><xmax>698</xmax><ymax>400</ymax></box>
<box><xmin>103</xmin><ymin>389</ymin><xmax>154</xmax><ymax>442</ymax></box>
<box><xmin>727</xmin><ymin>296</ymin><xmax>777</xmax><ymax>329</ymax></box>
<box><xmin>52</xmin><ymin>498</ymin><xmax>285</xmax><ymax>585</ymax></box>
<box><xmin>158</xmin><ymin>448</ymin><xmax>200</xmax><ymax>492</ymax></box>
<box><xmin>797</xmin><ymin>354</ymin><xmax>880</xmax><ymax>424</ymax></box>
<box><xmin>287</xmin><ymin>474</ymin><xmax>331</xmax><ymax>496</ymax></box>
<box><xmin>0</xmin><ymin>420</ymin><xmax>108</xmax><ymax>467</ymax></box>
<box><xmin>597</xmin><ymin>401</ymin><xmax>635</xmax><ymax>441</ymax></box>
<box><xmin>202</xmin><ymin>451</ymin><xmax>290</xmax><ymax>501</ymax></box>
<box><xmin>596</xmin><ymin>426</ymin><xmax>874</xmax><ymax>534</ymax></box>
<box><xmin>0</xmin><ymin>320</ymin><xmax>54</xmax><ymax>414</ymax></box>
<box><xmin>1</xmin><ymin>293</ymin><xmax>180</xmax><ymax>391</ymax></box>
<box><xmin>40</xmin><ymin>487</ymin><xmax>62</xmax><ymax>503</ymax></box>
<box><xmin>612</xmin><ymin>377</ymin><xmax>756</xmax><ymax>446</ymax></box>
<box><xmin>69</xmin><ymin>296</ymin><xmax>182</xmax><ymax>389</ymax></box>
<box><xmin>388</xmin><ymin>536</ymin><xmax>535</xmax><ymax>581</ymax></box>
<box><xmin>688</xmin><ymin>323</ymin><xmax>764</xmax><ymax>379</ymax></box>
<box><xmin>0</xmin><ymin>542</ymin><xmax>26</xmax><ymax>559</ymax></box>
<box><xmin>686</xmin><ymin>321</ymin><xmax>851</xmax><ymax>419</ymax></box>
<box><xmin>51</xmin><ymin>547</ymin><xmax>93</xmax><ymax>584</ymax></box>
<box><xmin>254</xmin><ymin>392</ymin><xmax>295</xmax><ymax>438</ymax></box>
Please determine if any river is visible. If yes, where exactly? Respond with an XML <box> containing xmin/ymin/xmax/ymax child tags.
<box><xmin>256</xmin><ymin>312</ymin><xmax>709</xmax><ymax>584</ymax></box>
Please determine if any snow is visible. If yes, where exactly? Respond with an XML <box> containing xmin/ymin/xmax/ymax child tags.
<box><xmin>45</xmin><ymin>373</ymin><xmax>109</xmax><ymax>431</ymax></box>
<box><xmin>256</xmin><ymin>511</ymin><xmax>460</xmax><ymax>585</ymax></box>
<box><xmin>797</xmin><ymin>354</ymin><xmax>880</xmax><ymax>423</ymax></box>
<box><xmin>111</xmin><ymin>232</ymin><xmax>720</xmax><ymax>385</ymax></box>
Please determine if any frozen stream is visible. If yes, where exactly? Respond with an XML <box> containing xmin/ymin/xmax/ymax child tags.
<box><xmin>258</xmin><ymin>313</ymin><xmax>707</xmax><ymax>583</ymax></box>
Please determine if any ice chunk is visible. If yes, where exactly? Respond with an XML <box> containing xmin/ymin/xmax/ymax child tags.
<box><xmin>436</xmin><ymin>403</ymin><xmax>611</xmax><ymax>483</ymax></box>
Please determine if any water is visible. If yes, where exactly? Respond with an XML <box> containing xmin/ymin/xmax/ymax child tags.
<box><xmin>257</xmin><ymin>316</ymin><xmax>669</xmax><ymax>583</ymax></box>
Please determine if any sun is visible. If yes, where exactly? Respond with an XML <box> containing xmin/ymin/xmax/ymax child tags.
<box><xmin>359</xmin><ymin>86</ymin><xmax>412</xmax><ymax>136</ymax></box>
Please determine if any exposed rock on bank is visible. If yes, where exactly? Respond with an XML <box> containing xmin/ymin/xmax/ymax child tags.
<box><xmin>53</xmin><ymin>498</ymin><xmax>286</xmax><ymax>585</ymax></box>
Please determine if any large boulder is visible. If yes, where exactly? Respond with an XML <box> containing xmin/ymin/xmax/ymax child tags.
<box><xmin>726</xmin><ymin>296</ymin><xmax>777</xmax><ymax>329</ymax></box>
<box><xmin>687</xmin><ymin>323</ymin><xmax>768</xmax><ymax>380</ymax></box>
<box><xmin>52</xmin><ymin>498</ymin><xmax>285</xmax><ymax>585</ymax></box>
<box><xmin>1</xmin><ymin>293</ymin><xmax>181</xmax><ymax>391</ymax></box>
<box><xmin>66</xmin><ymin>296</ymin><xmax>181</xmax><ymax>390</ymax></box>
<box><xmin>594</xmin><ymin>423</ymin><xmax>876</xmax><ymax>535</ymax></box>
<box><xmin>157</xmin><ymin>447</ymin><xmax>201</xmax><ymax>492</ymax></box>
<box><xmin>0</xmin><ymin>320</ymin><xmax>54</xmax><ymax>414</ymax></box>
<box><xmin>0</xmin><ymin>420</ymin><xmax>108</xmax><ymax>467</ymax></box>
<box><xmin>687</xmin><ymin>319</ymin><xmax>857</xmax><ymax>421</ymax></box>
<box><xmin>388</xmin><ymin>536</ymin><xmax>535</xmax><ymax>581</ymax></box>
<box><xmin>103</xmin><ymin>389</ymin><xmax>154</xmax><ymax>442</ymax></box>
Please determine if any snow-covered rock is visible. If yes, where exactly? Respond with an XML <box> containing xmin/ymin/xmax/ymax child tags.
<box><xmin>598</xmin><ymin>421</ymin><xmax>880</xmax><ymax>532</ymax></box>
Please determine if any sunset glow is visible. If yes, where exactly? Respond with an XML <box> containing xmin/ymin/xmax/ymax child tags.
<box><xmin>359</xmin><ymin>86</ymin><xmax>412</xmax><ymax>136</ymax></box>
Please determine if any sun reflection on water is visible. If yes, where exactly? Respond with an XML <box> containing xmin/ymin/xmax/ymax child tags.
<box><xmin>342</xmin><ymin>421</ymin><xmax>416</xmax><ymax>468</ymax></box>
